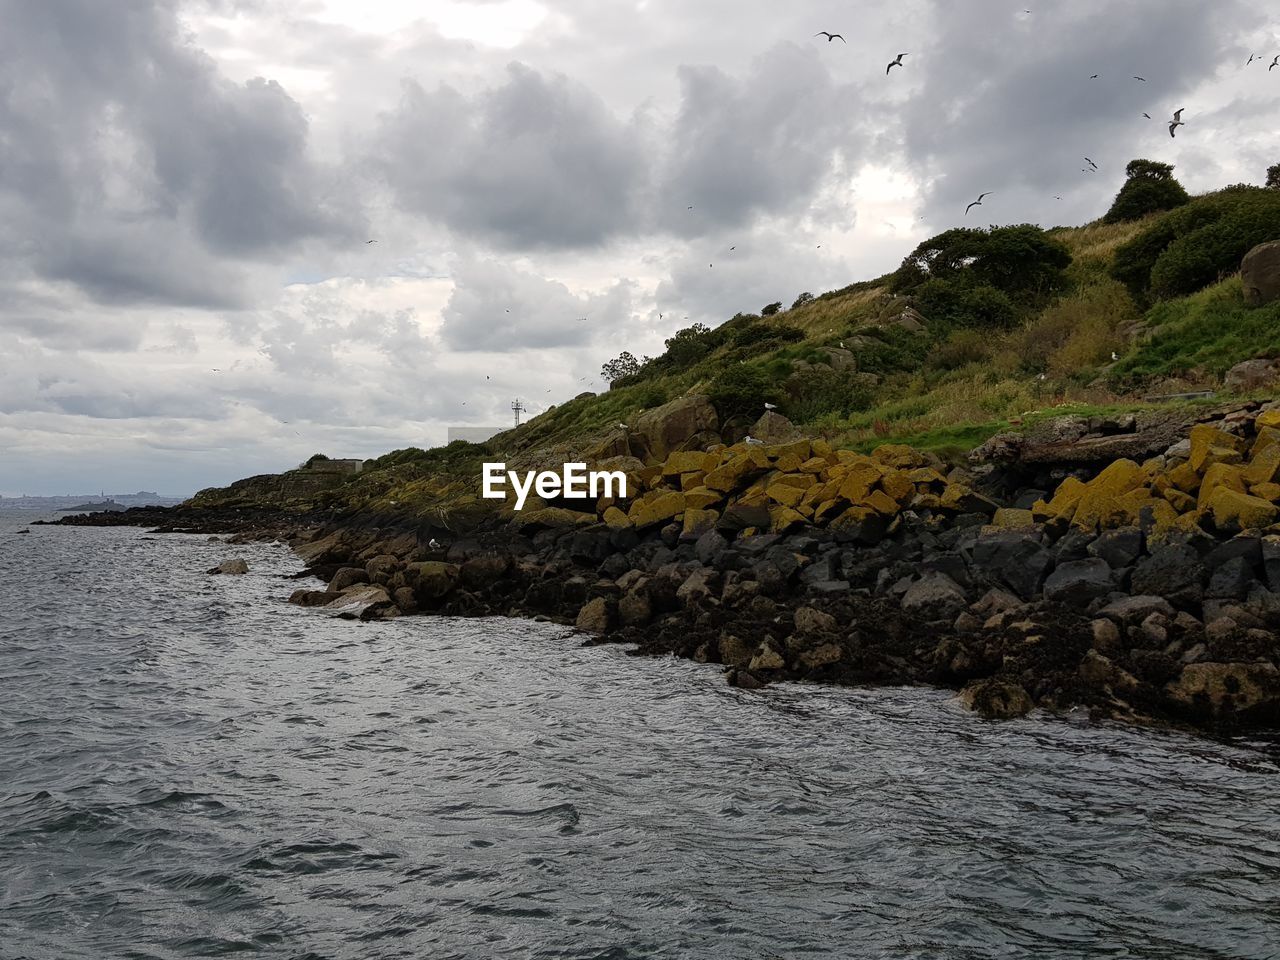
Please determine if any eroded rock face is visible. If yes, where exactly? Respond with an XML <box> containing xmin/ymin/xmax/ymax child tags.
<box><xmin>1224</xmin><ymin>358</ymin><xmax>1280</xmax><ymax>394</ymax></box>
<box><xmin>749</xmin><ymin>410</ymin><xmax>802</xmax><ymax>444</ymax></box>
<box><xmin>1241</xmin><ymin>239</ymin><xmax>1280</xmax><ymax>307</ymax></box>
<box><xmin>630</xmin><ymin>394</ymin><xmax>719</xmax><ymax>461</ymax></box>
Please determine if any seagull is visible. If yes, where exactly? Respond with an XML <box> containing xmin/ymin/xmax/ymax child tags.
<box><xmin>814</xmin><ymin>31</ymin><xmax>846</xmax><ymax>43</ymax></box>
<box><xmin>1247</xmin><ymin>54</ymin><xmax>1257</xmax><ymax>65</ymax></box>
<box><xmin>1132</xmin><ymin>76</ymin><xmax>1146</xmax><ymax>81</ymax></box>
<box><xmin>365</xmin><ymin>239</ymin><xmax>377</xmax><ymax>243</ymax></box>
<box><xmin>1143</xmin><ymin>112</ymin><xmax>1151</xmax><ymax>119</ymax></box>
<box><xmin>1168</xmin><ymin>108</ymin><xmax>1185</xmax><ymax>137</ymax></box>
<box><xmin>744</xmin><ymin>436</ymin><xmax>764</xmax><ymax>445</ymax></box>
<box><xmin>1172</xmin><ymin>107</ymin><xmax>1185</xmax><ymax>122</ymax></box>
<box><xmin>687</xmin><ymin>205</ymin><xmax>693</xmax><ymax>209</ymax></box>
<box><xmin>886</xmin><ymin>53</ymin><xmax>907</xmax><ymax>74</ymax></box>
<box><xmin>616</xmin><ymin>423</ymin><xmax>629</xmax><ymax>430</ymax></box>
<box><xmin>1110</xmin><ymin>351</ymin><xmax>1119</xmax><ymax>361</ymax></box>
<box><xmin>1270</xmin><ymin>56</ymin><xmax>1279</xmax><ymax>71</ymax></box>
<box><xmin>1054</xmin><ymin>195</ymin><xmax>1062</xmax><ymax>200</ymax></box>
<box><xmin>1089</xmin><ymin>74</ymin><xmax>1099</xmax><ymax>79</ymax></box>
<box><xmin>729</xmin><ymin>246</ymin><xmax>735</xmax><ymax>251</ymax></box>
<box><xmin>965</xmin><ymin>191</ymin><xmax>991</xmax><ymax>215</ymax></box>
<box><xmin>1085</xmin><ymin>157</ymin><xmax>1098</xmax><ymax>169</ymax></box>
<box><xmin>428</xmin><ymin>538</ymin><xmax>442</xmax><ymax>550</ymax></box>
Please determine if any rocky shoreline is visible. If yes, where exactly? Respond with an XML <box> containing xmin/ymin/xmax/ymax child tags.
<box><xmin>53</xmin><ymin>399</ymin><xmax>1280</xmax><ymax>733</ymax></box>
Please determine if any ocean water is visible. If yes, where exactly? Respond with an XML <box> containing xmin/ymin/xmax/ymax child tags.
<box><xmin>2</xmin><ymin>512</ymin><xmax>1279</xmax><ymax>959</ymax></box>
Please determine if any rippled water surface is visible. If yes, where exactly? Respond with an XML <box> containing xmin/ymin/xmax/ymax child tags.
<box><xmin>2</xmin><ymin>513</ymin><xmax>1280</xmax><ymax>959</ymax></box>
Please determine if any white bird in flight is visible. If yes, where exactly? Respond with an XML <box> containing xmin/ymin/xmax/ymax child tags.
<box><xmin>814</xmin><ymin>31</ymin><xmax>845</xmax><ymax>43</ymax></box>
<box><xmin>1169</xmin><ymin>107</ymin><xmax>1186</xmax><ymax>137</ymax></box>
<box><xmin>886</xmin><ymin>53</ymin><xmax>907</xmax><ymax>74</ymax></box>
<box><xmin>965</xmin><ymin>192</ymin><xmax>992</xmax><ymax>215</ymax></box>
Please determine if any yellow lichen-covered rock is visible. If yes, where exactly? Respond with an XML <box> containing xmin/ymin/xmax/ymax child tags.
<box><xmin>663</xmin><ymin>450</ymin><xmax>718</xmax><ymax>476</ymax></box>
<box><xmin>828</xmin><ymin>505</ymin><xmax>881</xmax><ymax>534</ymax></box>
<box><xmin>1130</xmin><ymin>495</ymin><xmax>1181</xmax><ymax>535</ymax></box>
<box><xmin>911</xmin><ymin>493</ymin><xmax>943</xmax><ymax>510</ymax></box>
<box><xmin>513</xmin><ymin>507</ymin><xmax>599</xmax><ymax>530</ymax></box>
<box><xmin>810</xmin><ymin>438</ymin><xmax>833</xmax><ymax>458</ymax></box>
<box><xmin>907</xmin><ymin>466</ymin><xmax>948</xmax><ymax>488</ymax></box>
<box><xmin>766</xmin><ymin>482</ymin><xmax>806</xmax><ymax>508</ymax></box>
<box><xmin>1073</xmin><ymin>494</ymin><xmax>1127</xmax><ymax>532</ymax></box>
<box><xmin>1189</xmin><ymin>424</ymin><xmax>1245</xmax><ymax>472</ymax></box>
<box><xmin>878</xmin><ymin>468</ymin><xmax>914</xmax><ymax>504</ymax></box>
<box><xmin>1197</xmin><ymin>462</ymin><xmax>1247</xmax><ymax>510</ymax></box>
<box><xmin>1034</xmin><ymin>476</ymin><xmax>1087</xmax><ymax>521</ymax></box>
<box><xmin>990</xmin><ymin>507</ymin><xmax>1036</xmax><ymax>530</ymax></box>
<box><xmin>1249</xmin><ymin>482</ymin><xmax>1280</xmax><ymax>502</ymax></box>
<box><xmin>773</xmin><ymin>473</ymin><xmax>817</xmax><ymax>490</ymax></box>
<box><xmin>681</xmin><ymin>508</ymin><xmax>719</xmax><ymax>539</ymax></box>
<box><xmin>1244</xmin><ymin>443</ymin><xmax>1280</xmax><ymax>486</ymax></box>
<box><xmin>838</xmin><ymin>463</ymin><xmax>882</xmax><ymax>503</ymax></box>
<box><xmin>1161</xmin><ymin>488</ymin><xmax>1197</xmax><ymax>513</ymax></box>
<box><xmin>772</xmin><ymin>453</ymin><xmax>804</xmax><ymax>474</ymax></box>
<box><xmin>744</xmin><ymin>445</ymin><xmax>772</xmax><ymax>470</ymax></box>
<box><xmin>769</xmin><ymin>505</ymin><xmax>806</xmax><ymax>533</ymax></box>
<box><xmin>872</xmin><ymin>444</ymin><xmax>925</xmax><ymax>469</ymax></box>
<box><xmin>865</xmin><ymin>490</ymin><xmax>900</xmax><ymax>516</ymax></box>
<box><xmin>1206</xmin><ymin>487</ymin><xmax>1280</xmax><ymax>530</ymax></box>
<box><xmin>628</xmin><ymin>490</ymin><xmax>686</xmax><ymax>528</ymax></box>
<box><xmin>1252</xmin><ymin>426</ymin><xmax>1280</xmax><ymax>458</ymax></box>
<box><xmin>799</xmin><ymin>456</ymin><xmax>828</xmax><ymax>474</ymax></box>
<box><xmin>679</xmin><ymin>470</ymin><xmax>707</xmax><ymax>491</ymax></box>
<box><xmin>603</xmin><ymin>505</ymin><xmax>632</xmax><ymax>528</ymax></box>
<box><xmin>1255</xmin><ymin>408</ymin><xmax>1280</xmax><ymax>430</ymax></box>
<box><xmin>1167</xmin><ymin>461</ymin><xmax>1201</xmax><ymax>494</ymax></box>
<box><xmin>813</xmin><ymin>498</ymin><xmax>845</xmax><ymax>523</ymax></box>
<box><xmin>682</xmin><ymin>486</ymin><xmax>724</xmax><ymax>510</ymax></box>
<box><xmin>703</xmin><ymin>455</ymin><xmax>757</xmax><ymax>493</ymax></box>
<box><xmin>1086</xmin><ymin>459</ymin><xmax>1145</xmax><ymax>497</ymax></box>
<box><xmin>768</xmin><ymin>439</ymin><xmax>812</xmax><ymax>463</ymax></box>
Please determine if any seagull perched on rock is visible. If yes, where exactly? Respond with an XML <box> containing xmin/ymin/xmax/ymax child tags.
<box><xmin>1111</xmin><ymin>351</ymin><xmax>1119</xmax><ymax>361</ymax></box>
<box><xmin>763</xmin><ymin>402</ymin><xmax>778</xmax><ymax>410</ymax></box>
<box><xmin>743</xmin><ymin>435</ymin><xmax>764</xmax><ymax>445</ymax></box>
<box><xmin>886</xmin><ymin>53</ymin><xmax>907</xmax><ymax>74</ymax></box>
<box><xmin>965</xmin><ymin>191</ymin><xmax>991</xmax><ymax>215</ymax></box>
<box><xmin>1169</xmin><ymin>107</ymin><xmax>1185</xmax><ymax>137</ymax></box>
<box><xmin>814</xmin><ymin>31</ymin><xmax>845</xmax><ymax>43</ymax></box>
<box><xmin>428</xmin><ymin>538</ymin><xmax>442</xmax><ymax>550</ymax></box>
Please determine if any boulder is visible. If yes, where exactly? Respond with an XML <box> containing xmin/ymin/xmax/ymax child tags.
<box><xmin>958</xmin><ymin>678</ymin><xmax>1034</xmax><ymax>719</ymax></box>
<box><xmin>1097</xmin><ymin>595</ymin><xmax>1175</xmax><ymax>625</ymax></box>
<box><xmin>575</xmin><ymin>597</ymin><xmax>614</xmax><ymax>634</ymax></box>
<box><xmin>327</xmin><ymin>566</ymin><xmax>369</xmax><ymax>592</ymax></box>
<box><xmin>902</xmin><ymin>573</ymin><xmax>969</xmax><ymax>620</ymax></box>
<box><xmin>1225</xmin><ymin>357</ymin><xmax>1280</xmax><ymax>394</ymax></box>
<box><xmin>1165</xmin><ymin>661</ymin><xmax>1280</xmax><ymax>722</ymax></box>
<box><xmin>406</xmin><ymin>561</ymin><xmax>459</xmax><ymax>602</ymax></box>
<box><xmin>1240</xmin><ymin>240</ymin><xmax>1280</xmax><ymax>307</ymax></box>
<box><xmin>1130</xmin><ymin>544</ymin><xmax>1206</xmax><ymax>609</ymax></box>
<box><xmin>749</xmin><ymin>410</ymin><xmax>802</xmax><ymax>444</ymax></box>
<box><xmin>207</xmin><ymin>558</ymin><xmax>248</xmax><ymax>575</ymax></box>
<box><xmin>1042</xmin><ymin>558</ymin><xmax>1113</xmax><ymax>606</ymax></box>
<box><xmin>631</xmin><ymin>394</ymin><xmax>719</xmax><ymax>461</ymax></box>
<box><xmin>1206</xmin><ymin>555</ymin><xmax>1256</xmax><ymax>601</ymax></box>
<box><xmin>971</xmin><ymin>532</ymin><xmax>1053</xmax><ymax>600</ymax></box>
<box><xmin>794</xmin><ymin>606</ymin><xmax>837</xmax><ymax>634</ymax></box>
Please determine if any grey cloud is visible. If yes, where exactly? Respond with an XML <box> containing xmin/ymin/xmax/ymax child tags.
<box><xmin>439</xmin><ymin>258</ymin><xmax>634</xmax><ymax>350</ymax></box>
<box><xmin>374</xmin><ymin>63</ymin><xmax>647</xmax><ymax>250</ymax></box>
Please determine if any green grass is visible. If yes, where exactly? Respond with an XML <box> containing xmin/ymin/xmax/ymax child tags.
<box><xmin>1112</xmin><ymin>277</ymin><xmax>1280</xmax><ymax>383</ymax></box>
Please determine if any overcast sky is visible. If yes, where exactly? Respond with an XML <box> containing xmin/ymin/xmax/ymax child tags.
<box><xmin>1</xmin><ymin>0</ymin><xmax>1275</xmax><ymax>495</ymax></box>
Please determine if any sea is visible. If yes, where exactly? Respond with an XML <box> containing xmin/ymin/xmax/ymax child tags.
<box><xmin>2</xmin><ymin>511</ymin><xmax>1279</xmax><ymax>959</ymax></box>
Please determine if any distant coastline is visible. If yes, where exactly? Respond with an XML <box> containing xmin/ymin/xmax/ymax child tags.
<box><xmin>0</xmin><ymin>492</ymin><xmax>185</xmax><ymax>512</ymax></box>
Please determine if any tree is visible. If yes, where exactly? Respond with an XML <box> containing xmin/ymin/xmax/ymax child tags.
<box><xmin>1267</xmin><ymin>163</ymin><xmax>1280</xmax><ymax>190</ymax></box>
<box><xmin>663</xmin><ymin>323</ymin><xmax>715</xmax><ymax>367</ymax></box>
<box><xmin>890</xmin><ymin>225</ymin><xmax>1071</xmax><ymax>302</ymax></box>
<box><xmin>791</xmin><ymin>291</ymin><xmax>814</xmax><ymax>309</ymax></box>
<box><xmin>600</xmin><ymin>351</ymin><xmax>640</xmax><ymax>383</ymax></box>
<box><xmin>1103</xmin><ymin>158</ymin><xmax>1191</xmax><ymax>223</ymax></box>
<box><xmin>761</xmin><ymin>301</ymin><xmax>783</xmax><ymax>316</ymax></box>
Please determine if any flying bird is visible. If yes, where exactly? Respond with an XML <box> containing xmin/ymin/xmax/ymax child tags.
<box><xmin>1089</xmin><ymin>74</ymin><xmax>1099</xmax><ymax>79</ymax></box>
<box><xmin>365</xmin><ymin>239</ymin><xmax>377</xmax><ymax>244</ymax></box>
<box><xmin>814</xmin><ymin>31</ymin><xmax>846</xmax><ymax>43</ymax></box>
<box><xmin>1247</xmin><ymin>54</ymin><xmax>1257</xmax><ymax>65</ymax></box>
<box><xmin>886</xmin><ymin>53</ymin><xmax>907</xmax><ymax>74</ymax></box>
<box><xmin>1085</xmin><ymin>157</ymin><xmax>1098</xmax><ymax>169</ymax></box>
<box><xmin>1270</xmin><ymin>56</ymin><xmax>1279</xmax><ymax>71</ymax></box>
<box><xmin>1172</xmin><ymin>107</ymin><xmax>1185</xmax><ymax>122</ymax></box>
<box><xmin>965</xmin><ymin>191</ymin><xmax>991</xmax><ymax>215</ymax></box>
<box><xmin>1132</xmin><ymin>76</ymin><xmax>1146</xmax><ymax>81</ymax></box>
<box><xmin>1168</xmin><ymin>108</ymin><xmax>1185</xmax><ymax>137</ymax></box>
<box><xmin>1143</xmin><ymin>112</ymin><xmax>1151</xmax><ymax>119</ymax></box>
<box><xmin>729</xmin><ymin>246</ymin><xmax>735</xmax><ymax>251</ymax></box>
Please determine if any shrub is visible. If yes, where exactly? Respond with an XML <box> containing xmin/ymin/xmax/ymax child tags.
<box><xmin>761</xmin><ymin>301</ymin><xmax>783</xmax><ymax>316</ymax></box>
<box><xmin>931</xmin><ymin>329</ymin><xmax>992</xmax><ymax>370</ymax></box>
<box><xmin>600</xmin><ymin>350</ymin><xmax>640</xmax><ymax>383</ymax></box>
<box><xmin>707</xmin><ymin>364</ymin><xmax>778</xmax><ymax>419</ymax></box>
<box><xmin>662</xmin><ymin>323</ymin><xmax>717</xmax><ymax>370</ymax></box>
<box><xmin>786</xmin><ymin>368</ymin><xmax>876</xmax><ymax>422</ymax></box>
<box><xmin>1103</xmin><ymin>159</ymin><xmax>1190</xmax><ymax>223</ymax></box>
<box><xmin>890</xmin><ymin>224</ymin><xmax>1071</xmax><ymax>304</ymax></box>
<box><xmin>791</xmin><ymin>291</ymin><xmax>815</xmax><ymax>309</ymax></box>
<box><xmin>914</xmin><ymin>279</ymin><xmax>1019</xmax><ymax>330</ymax></box>
<box><xmin>1267</xmin><ymin>163</ymin><xmax>1280</xmax><ymax>190</ymax></box>
<box><xmin>1111</xmin><ymin>186</ymin><xmax>1280</xmax><ymax>302</ymax></box>
<box><xmin>853</xmin><ymin>326</ymin><xmax>933</xmax><ymax>374</ymax></box>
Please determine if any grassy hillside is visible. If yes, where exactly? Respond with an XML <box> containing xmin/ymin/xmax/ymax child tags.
<box><xmin>193</xmin><ymin>177</ymin><xmax>1280</xmax><ymax>520</ymax></box>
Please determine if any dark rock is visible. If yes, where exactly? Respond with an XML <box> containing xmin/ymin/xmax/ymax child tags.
<box><xmin>1207</xmin><ymin>556</ymin><xmax>1256</xmax><ymax>601</ymax></box>
<box><xmin>901</xmin><ymin>573</ymin><xmax>969</xmax><ymax>620</ymax></box>
<box><xmin>695</xmin><ymin>530</ymin><xmax>729</xmax><ymax>565</ymax></box>
<box><xmin>207</xmin><ymin>558</ymin><xmax>249</xmax><ymax>575</ymax></box>
<box><xmin>575</xmin><ymin>596</ymin><xmax>614</xmax><ymax>634</ymax></box>
<box><xmin>1042</xmin><ymin>558</ymin><xmax>1113</xmax><ymax>606</ymax></box>
<box><xmin>1165</xmin><ymin>661</ymin><xmax>1280</xmax><ymax>722</ymax></box>
<box><xmin>971</xmin><ymin>532</ymin><xmax>1053</xmax><ymax>600</ymax></box>
<box><xmin>1097</xmin><ymin>595</ymin><xmax>1176</xmax><ymax>625</ymax></box>
<box><xmin>1088</xmin><ymin>527</ymin><xmax>1143</xmax><ymax>569</ymax></box>
<box><xmin>958</xmin><ymin>678</ymin><xmax>1034</xmax><ymax>719</ymax></box>
<box><xmin>327</xmin><ymin>566</ymin><xmax>369</xmax><ymax>592</ymax></box>
<box><xmin>1131</xmin><ymin>544</ymin><xmax>1207</xmax><ymax>610</ymax></box>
